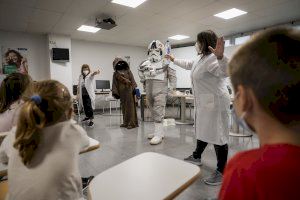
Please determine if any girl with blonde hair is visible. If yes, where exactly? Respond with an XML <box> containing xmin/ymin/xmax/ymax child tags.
<box><xmin>0</xmin><ymin>80</ymin><xmax>90</xmax><ymax>200</ymax></box>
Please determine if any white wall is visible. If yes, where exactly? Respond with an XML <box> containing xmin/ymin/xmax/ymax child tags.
<box><xmin>71</xmin><ymin>40</ymin><xmax>146</xmax><ymax>90</ymax></box>
<box><xmin>48</xmin><ymin>34</ymin><xmax>73</xmax><ymax>93</ymax></box>
<box><xmin>0</xmin><ymin>30</ymin><xmax>49</xmax><ymax>80</ymax></box>
<box><xmin>172</xmin><ymin>45</ymin><xmax>241</xmax><ymax>88</ymax></box>
<box><xmin>172</xmin><ymin>46</ymin><xmax>197</xmax><ymax>88</ymax></box>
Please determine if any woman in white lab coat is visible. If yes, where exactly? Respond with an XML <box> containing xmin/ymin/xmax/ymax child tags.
<box><xmin>167</xmin><ymin>30</ymin><xmax>230</xmax><ymax>186</ymax></box>
<box><xmin>77</xmin><ymin>64</ymin><xmax>100</xmax><ymax>127</ymax></box>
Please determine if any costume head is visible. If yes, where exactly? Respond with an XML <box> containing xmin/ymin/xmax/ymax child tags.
<box><xmin>147</xmin><ymin>40</ymin><xmax>165</xmax><ymax>63</ymax></box>
<box><xmin>113</xmin><ymin>57</ymin><xmax>129</xmax><ymax>71</ymax></box>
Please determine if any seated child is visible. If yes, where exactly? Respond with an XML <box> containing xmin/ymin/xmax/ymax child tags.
<box><xmin>0</xmin><ymin>73</ymin><xmax>31</xmax><ymax>133</ymax></box>
<box><xmin>0</xmin><ymin>80</ymin><xmax>90</xmax><ymax>200</ymax></box>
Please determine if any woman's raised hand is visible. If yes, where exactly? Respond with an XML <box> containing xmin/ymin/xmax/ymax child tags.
<box><xmin>92</xmin><ymin>69</ymin><xmax>100</xmax><ymax>76</ymax></box>
<box><xmin>165</xmin><ymin>54</ymin><xmax>175</xmax><ymax>62</ymax></box>
<box><xmin>208</xmin><ymin>37</ymin><xmax>225</xmax><ymax>60</ymax></box>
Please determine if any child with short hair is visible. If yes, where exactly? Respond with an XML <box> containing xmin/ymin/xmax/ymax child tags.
<box><xmin>0</xmin><ymin>80</ymin><xmax>90</xmax><ymax>200</ymax></box>
<box><xmin>219</xmin><ymin>27</ymin><xmax>300</xmax><ymax>199</ymax></box>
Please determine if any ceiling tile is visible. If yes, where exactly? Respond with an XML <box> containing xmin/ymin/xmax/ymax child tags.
<box><xmin>28</xmin><ymin>9</ymin><xmax>62</xmax><ymax>28</ymax></box>
<box><xmin>252</xmin><ymin>0</ymin><xmax>300</xmax><ymax>17</ymax></box>
<box><xmin>52</xmin><ymin>15</ymin><xmax>86</xmax><ymax>32</ymax></box>
<box><xmin>26</xmin><ymin>22</ymin><xmax>52</xmax><ymax>33</ymax></box>
<box><xmin>35</xmin><ymin>0</ymin><xmax>73</xmax><ymax>13</ymax></box>
<box><xmin>0</xmin><ymin>2</ymin><xmax>34</xmax><ymax>30</ymax></box>
<box><xmin>65</xmin><ymin>0</ymin><xmax>110</xmax><ymax>19</ymax></box>
<box><xmin>0</xmin><ymin>0</ymin><xmax>37</xmax><ymax>7</ymax></box>
<box><xmin>225</xmin><ymin>0</ymin><xmax>291</xmax><ymax>13</ymax></box>
<box><xmin>182</xmin><ymin>1</ymin><xmax>233</xmax><ymax>23</ymax></box>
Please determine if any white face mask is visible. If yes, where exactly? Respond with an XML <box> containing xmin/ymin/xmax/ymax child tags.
<box><xmin>195</xmin><ymin>42</ymin><xmax>201</xmax><ymax>55</ymax></box>
<box><xmin>83</xmin><ymin>70</ymin><xmax>89</xmax><ymax>75</ymax></box>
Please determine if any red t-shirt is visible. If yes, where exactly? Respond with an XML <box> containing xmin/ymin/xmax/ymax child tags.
<box><xmin>219</xmin><ymin>144</ymin><xmax>300</xmax><ymax>200</ymax></box>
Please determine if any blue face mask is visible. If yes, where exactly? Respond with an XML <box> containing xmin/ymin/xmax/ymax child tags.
<box><xmin>232</xmin><ymin>107</ymin><xmax>255</xmax><ymax>134</ymax></box>
<box><xmin>232</xmin><ymin>92</ymin><xmax>255</xmax><ymax>134</ymax></box>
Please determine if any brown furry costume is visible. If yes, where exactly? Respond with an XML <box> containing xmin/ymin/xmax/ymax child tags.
<box><xmin>112</xmin><ymin>58</ymin><xmax>138</xmax><ymax>129</ymax></box>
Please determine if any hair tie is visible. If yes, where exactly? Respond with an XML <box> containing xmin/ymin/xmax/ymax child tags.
<box><xmin>30</xmin><ymin>95</ymin><xmax>42</xmax><ymax>105</ymax></box>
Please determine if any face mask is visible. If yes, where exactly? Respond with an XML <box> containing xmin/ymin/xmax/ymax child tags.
<box><xmin>195</xmin><ymin>42</ymin><xmax>201</xmax><ymax>55</ymax></box>
<box><xmin>83</xmin><ymin>70</ymin><xmax>89</xmax><ymax>75</ymax></box>
<box><xmin>232</xmin><ymin>107</ymin><xmax>255</xmax><ymax>134</ymax></box>
<box><xmin>232</xmin><ymin>92</ymin><xmax>255</xmax><ymax>133</ymax></box>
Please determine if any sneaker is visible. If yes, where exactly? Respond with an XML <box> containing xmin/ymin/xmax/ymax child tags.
<box><xmin>203</xmin><ymin>170</ymin><xmax>223</xmax><ymax>186</ymax></box>
<box><xmin>81</xmin><ymin>117</ymin><xmax>89</xmax><ymax>122</ymax></box>
<box><xmin>87</xmin><ymin>121</ymin><xmax>94</xmax><ymax>128</ymax></box>
<box><xmin>184</xmin><ymin>155</ymin><xmax>202</xmax><ymax>166</ymax></box>
<box><xmin>147</xmin><ymin>133</ymin><xmax>154</xmax><ymax>139</ymax></box>
<box><xmin>82</xmin><ymin>176</ymin><xmax>94</xmax><ymax>190</ymax></box>
<box><xmin>150</xmin><ymin>136</ymin><xmax>163</xmax><ymax>145</ymax></box>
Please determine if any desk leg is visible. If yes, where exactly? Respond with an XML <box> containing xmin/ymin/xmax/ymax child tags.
<box><xmin>176</xmin><ymin>96</ymin><xmax>193</xmax><ymax>125</ymax></box>
<box><xmin>181</xmin><ymin>96</ymin><xmax>186</xmax><ymax>122</ymax></box>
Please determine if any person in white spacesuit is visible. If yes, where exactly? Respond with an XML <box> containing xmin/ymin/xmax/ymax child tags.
<box><xmin>138</xmin><ymin>40</ymin><xmax>177</xmax><ymax>145</ymax></box>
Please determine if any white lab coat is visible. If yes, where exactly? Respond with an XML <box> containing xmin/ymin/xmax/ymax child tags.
<box><xmin>174</xmin><ymin>54</ymin><xmax>230</xmax><ymax>145</ymax></box>
<box><xmin>77</xmin><ymin>74</ymin><xmax>96</xmax><ymax>110</ymax></box>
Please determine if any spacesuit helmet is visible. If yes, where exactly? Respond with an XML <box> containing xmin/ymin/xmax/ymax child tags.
<box><xmin>147</xmin><ymin>40</ymin><xmax>165</xmax><ymax>63</ymax></box>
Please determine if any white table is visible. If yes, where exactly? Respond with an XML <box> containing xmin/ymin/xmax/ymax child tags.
<box><xmin>88</xmin><ymin>152</ymin><xmax>201</xmax><ymax>200</ymax></box>
<box><xmin>0</xmin><ymin>137</ymin><xmax>100</xmax><ymax>177</ymax></box>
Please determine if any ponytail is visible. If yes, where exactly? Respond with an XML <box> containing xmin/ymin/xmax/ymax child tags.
<box><xmin>14</xmin><ymin>100</ymin><xmax>46</xmax><ymax>166</ymax></box>
<box><xmin>13</xmin><ymin>80</ymin><xmax>72</xmax><ymax>166</ymax></box>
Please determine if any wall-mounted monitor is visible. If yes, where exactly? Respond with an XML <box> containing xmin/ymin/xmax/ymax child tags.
<box><xmin>52</xmin><ymin>48</ymin><xmax>69</xmax><ymax>62</ymax></box>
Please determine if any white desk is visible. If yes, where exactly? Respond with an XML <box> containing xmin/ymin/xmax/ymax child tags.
<box><xmin>80</xmin><ymin>137</ymin><xmax>100</xmax><ymax>154</ymax></box>
<box><xmin>0</xmin><ymin>137</ymin><xmax>100</xmax><ymax>177</ymax></box>
<box><xmin>88</xmin><ymin>152</ymin><xmax>201</xmax><ymax>200</ymax></box>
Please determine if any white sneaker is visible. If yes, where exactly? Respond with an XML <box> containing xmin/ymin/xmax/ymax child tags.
<box><xmin>147</xmin><ymin>134</ymin><xmax>154</xmax><ymax>139</ymax></box>
<box><xmin>150</xmin><ymin>136</ymin><xmax>163</xmax><ymax>145</ymax></box>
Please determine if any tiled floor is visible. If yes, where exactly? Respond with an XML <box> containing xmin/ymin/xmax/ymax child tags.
<box><xmin>79</xmin><ymin>108</ymin><xmax>258</xmax><ymax>200</ymax></box>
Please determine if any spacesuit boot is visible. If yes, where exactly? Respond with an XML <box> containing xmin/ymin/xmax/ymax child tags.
<box><xmin>149</xmin><ymin>122</ymin><xmax>164</xmax><ymax>145</ymax></box>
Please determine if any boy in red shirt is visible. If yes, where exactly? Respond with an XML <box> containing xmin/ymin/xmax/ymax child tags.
<box><xmin>219</xmin><ymin>27</ymin><xmax>300</xmax><ymax>200</ymax></box>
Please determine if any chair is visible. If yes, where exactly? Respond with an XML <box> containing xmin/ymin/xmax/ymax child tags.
<box><xmin>104</xmin><ymin>96</ymin><xmax>120</xmax><ymax>115</ymax></box>
<box><xmin>73</xmin><ymin>99</ymin><xmax>81</xmax><ymax>121</ymax></box>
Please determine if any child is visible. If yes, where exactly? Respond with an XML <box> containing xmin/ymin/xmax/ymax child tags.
<box><xmin>219</xmin><ymin>28</ymin><xmax>300</xmax><ymax>199</ymax></box>
<box><xmin>0</xmin><ymin>80</ymin><xmax>90</xmax><ymax>200</ymax></box>
<box><xmin>0</xmin><ymin>73</ymin><xmax>31</xmax><ymax>133</ymax></box>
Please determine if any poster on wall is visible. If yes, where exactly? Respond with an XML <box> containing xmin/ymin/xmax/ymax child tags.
<box><xmin>1</xmin><ymin>47</ymin><xmax>29</xmax><ymax>75</ymax></box>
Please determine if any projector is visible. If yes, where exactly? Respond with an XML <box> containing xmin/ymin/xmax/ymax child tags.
<box><xmin>95</xmin><ymin>17</ymin><xmax>117</xmax><ymax>30</ymax></box>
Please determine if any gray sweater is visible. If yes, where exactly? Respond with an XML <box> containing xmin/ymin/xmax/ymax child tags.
<box><xmin>0</xmin><ymin>120</ymin><xmax>89</xmax><ymax>200</ymax></box>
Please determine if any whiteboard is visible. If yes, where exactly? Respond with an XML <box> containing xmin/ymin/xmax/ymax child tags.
<box><xmin>171</xmin><ymin>45</ymin><xmax>241</xmax><ymax>88</ymax></box>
